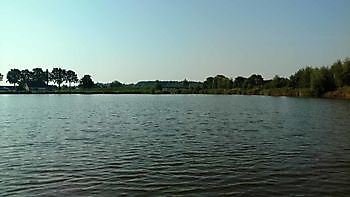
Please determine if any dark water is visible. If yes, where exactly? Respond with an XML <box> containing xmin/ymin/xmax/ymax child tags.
<box><xmin>0</xmin><ymin>95</ymin><xmax>350</xmax><ymax>196</ymax></box>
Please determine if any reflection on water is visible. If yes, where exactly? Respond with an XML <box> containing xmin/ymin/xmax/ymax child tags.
<box><xmin>0</xmin><ymin>95</ymin><xmax>350</xmax><ymax>196</ymax></box>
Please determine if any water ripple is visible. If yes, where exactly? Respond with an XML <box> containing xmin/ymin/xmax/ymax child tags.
<box><xmin>1</xmin><ymin>95</ymin><xmax>350</xmax><ymax>196</ymax></box>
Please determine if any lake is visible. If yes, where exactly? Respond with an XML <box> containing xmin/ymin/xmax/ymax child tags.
<box><xmin>0</xmin><ymin>95</ymin><xmax>350</xmax><ymax>196</ymax></box>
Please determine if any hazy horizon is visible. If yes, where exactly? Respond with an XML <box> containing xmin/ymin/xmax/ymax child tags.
<box><xmin>1</xmin><ymin>0</ymin><xmax>350</xmax><ymax>85</ymax></box>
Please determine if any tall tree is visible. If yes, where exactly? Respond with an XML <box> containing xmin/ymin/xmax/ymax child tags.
<box><xmin>31</xmin><ymin>68</ymin><xmax>46</xmax><ymax>87</ymax></box>
<box><xmin>0</xmin><ymin>73</ymin><xmax>3</xmax><ymax>82</ymax></box>
<box><xmin>244</xmin><ymin>74</ymin><xmax>264</xmax><ymax>88</ymax></box>
<box><xmin>213</xmin><ymin>75</ymin><xmax>233</xmax><ymax>89</ymax></box>
<box><xmin>330</xmin><ymin>58</ymin><xmax>350</xmax><ymax>87</ymax></box>
<box><xmin>20</xmin><ymin>69</ymin><xmax>33</xmax><ymax>86</ymax></box>
<box><xmin>6</xmin><ymin>69</ymin><xmax>21</xmax><ymax>87</ymax></box>
<box><xmin>233</xmin><ymin>76</ymin><xmax>247</xmax><ymax>88</ymax></box>
<box><xmin>110</xmin><ymin>80</ymin><xmax>123</xmax><ymax>88</ymax></box>
<box><xmin>45</xmin><ymin>69</ymin><xmax>50</xmax><ymax>86</ymax></box>
<box><xmin>343</xmin><ymin>58</ymin><xmax>350</xmax><ymax>86</ymax></box>
<box><xmin>203</xmin><ymin>77</ymin><xmax>214</xmax><ymax>89</ymax></box>
<box><xmin>80</xmin><ymin>75</ymin><xmax>94</xmax><ymax>88</ymax></box>
<box><xmin>269</xmin><ymin>75</ymin><xmax>290</xmax><ymax>88</ymax></box>
<box><xmin>310</xmin><ymin>67</ymin><xmax>335</xmax><ymax>96</ymax></box>
<box><xmin>289</xmin><ymin>67</ymin><xmax>313</xmax><ymax>88</ymax></box>
<box><xmin>155</xmin><ymin>80</ymin><xmax>162</xmax><ymax>90</ymax></box>
<box><xmin>66</xmin><ymin>70</ymin><xmax>78</xmax><ymax>87</ymax></box>
<box><xmin>203</xmin><ymin>75</ymin><xmax>233</xmax><ymax>89</ymax></box>
<box><xmin>330</xmin><ymin>60</ymin><xmax>344</xmax><ymax>88</ymax></box>
<box><xmin>50</xmin><ymin>68</ymin><xmax>66</xmax><ymax>88</ymax></box>
<box><xmin>182</xmin><ymin>79</ymin><xmax>189</xmax><ymax>89</ymax></box>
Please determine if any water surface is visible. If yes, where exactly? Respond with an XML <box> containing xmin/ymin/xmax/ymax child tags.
<box><xmin>0</xmin><ymin>95</ymin><xmax>350</xmax><ymax>196</ymax></box>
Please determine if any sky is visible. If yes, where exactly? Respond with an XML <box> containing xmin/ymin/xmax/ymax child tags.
<box><xmin>0</xmin><ymin>0</ymin><xmax>349</xmax><ymax>85</ymax></box>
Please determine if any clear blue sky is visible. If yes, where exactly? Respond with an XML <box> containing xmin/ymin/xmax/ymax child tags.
<box><xmin>0</xmin><ymin>0</ymin><xmax>349</xmax><ymax>84</ymax></box>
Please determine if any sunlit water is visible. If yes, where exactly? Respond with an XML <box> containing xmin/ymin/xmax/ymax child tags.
<box><xmin>0</xmin><ymin>95</ymin><xmax>350</xmax><ymax>196</ymax></box>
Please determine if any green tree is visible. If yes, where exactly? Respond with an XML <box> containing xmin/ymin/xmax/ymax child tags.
<box><xmin>182</xmin><ymin>79</ymin><xmax>189</xmax><ymax>89</ymax></box>
<box><xmin>203</xmin><ymin>77</ymin><xmax>214</xmax><ymax>89</ymax></box>
<box><xmin>6</xmin><ymin>69</ymin><xmax>21</xmax><ymax>87</ymax></box>
<box><xmin>80</xmin><ymin>75</ymin><xmax>94</xmax><ymax>88</ymax></box>
<box><xmin>330</xmin><ymin>60</ymin><xmax>344</xmax><ymax>88</ymax></box>
<box><xmin>110</xmin><ymin>80</ymin><xmax>123</xmax><ymax>88</ymax></box>
<box><xmin>203</xmin><ymin>75</ymin><xmax>233</xmax><ymax>89</ymax></box>
<box><xmin>155</xmin><ymin>80</ymin><xmax>162</xmax><ymax>90</ymax></box>
<box><xmin>233</xmin><ymin>76</ymin><xmax>247</xmax><ymax>88</ymax></box>
<box><xmin>31</xmin><ymin>68</ymin><xmax>46</xmax><ymax>87</ymax></box>
<box><xmin>20</xmin><ymin>69</ymin><xmax>33</xmax><ymax>86</ymax></box>
<box><xmin>50</xmin><ymin>68</ymin><xmax>66</xmax><ymax>88</ymax></box>
<box><xmin>269</xmin><ymin>75</ymin><xmax>290</xmax><ymax>88</ymax></box>
<box><xmin>289</xmin><ymin>67</ymin><xmax>313</xmax><ymax>88</ymax></box>
<box><xmin>310</xmin><ymin>67</ymin><xmax>335</xmax><ymax>96</ymax></box>
<box><xmin>244</xmin><ymin>74</ymin><xmax>264</xmax><ymax>88</ymax></box>
<box><xmin>66</xmin><ymin>70</ymin><xmax>78</xmax><ymax>88</ymax></box>
<box><xmin>343</xmin><ymin>58</ymin><xmax>350</xmax><ymax>86</ymax></box>
<box><xmin>213</xmin><ymin>75</ymin><xmax>233</xmax><ymax>89</ymax></box>
<box><xmin>0</xmin><ymin>73</ymin><xmax>3</xmax><ymax>82</ymax></box>
<box><xmin>45</xmin><ymin>69</ymin><xmax>50</xmax><ymax>86</ymax></box>
<box><xmin>330</xmin><ymin>58</ymin><xmax>350</xmax><ymax>87</ymax></box>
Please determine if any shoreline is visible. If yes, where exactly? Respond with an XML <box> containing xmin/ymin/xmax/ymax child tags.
<box><xmin>1</xmin><ymin>88</ymin><xmax>350</xmax><ymax>100</ymax></box>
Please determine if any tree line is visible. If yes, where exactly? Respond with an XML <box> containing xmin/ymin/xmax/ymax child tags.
<box><xmin>1</xmin><ymin>58</ymin><xmax>349</xmax><ymax>96</ymax></box>
<box><xmin>202</xmin><ymin>58</ymin><xmax>350</xmax><ymax>96</ymax></box>
<box><xmin>1</xmin><ymin>68</ymin><xmax>94</xmax><ymax>89</ymax></box>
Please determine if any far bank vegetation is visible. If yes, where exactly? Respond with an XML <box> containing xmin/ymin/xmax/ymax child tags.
<box><xmin>0</xmin><ymin>58</ymin><xmax>350</xmax><ymax>99</ymax></box>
